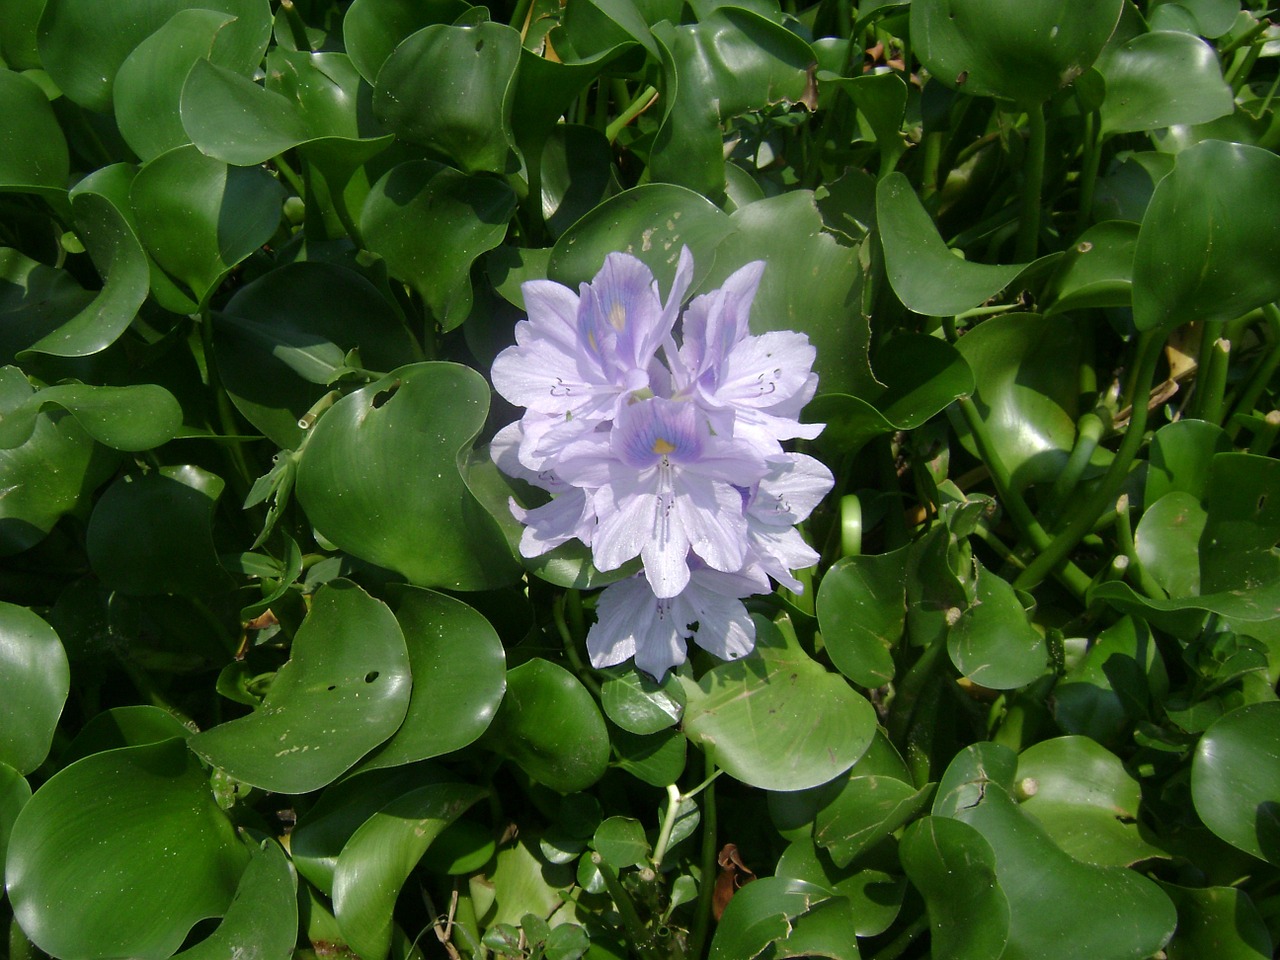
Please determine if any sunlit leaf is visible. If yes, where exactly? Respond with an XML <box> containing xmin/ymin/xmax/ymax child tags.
<box><xmin>1192</xmin><ymin>702</ymin><xmax>1280</xmax><ymax>864</ymax></box>
<box><xmin>6</xmin><ymin>738</ymin><xmax>250</xmax><ymax>960</ymax></box>
<box><xmin>0</xmin><ymin>603</ymin><xmax>68</xmax><ymax>774</ymax></box>
<box><xmin>189</xmin><ymin>580</ymin><xmax>412</xmax><ymax>794</ymax></box>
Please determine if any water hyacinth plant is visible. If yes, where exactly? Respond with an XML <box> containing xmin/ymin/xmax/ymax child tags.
<box><xmin>0</xmin><ymin>0</ymin><xmax>1279</xmax><ymax>958</ymax></box>
<box><xmin>492</xmin><ymin>249</ymin><xmax>832</xmax><ymax>677</ymax></box>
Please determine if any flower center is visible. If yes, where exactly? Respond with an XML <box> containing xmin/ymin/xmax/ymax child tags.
<box><xmin>652</xmin><ymin>437</ymin><xmax>677</xmax><ymax>455</ymax></box>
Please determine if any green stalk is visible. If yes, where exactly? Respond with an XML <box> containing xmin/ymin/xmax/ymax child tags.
<box><xmin>686</xmin><ymin>755</ymin><xmax>719</xmax><ymax>960</ymax></box>
<box><xmin>955</xmin><ymin>396</ymin><xmax>1091</xmax><ymax>598</ymax></box>
<box><xmin>593</xmin><ymin>856</ymin><xmax>658</xmax><ymax>960</ymax></box>
<box><xmin>554</xmin><ymin>593</ymin><xmax>601</xmax><ymax>698</ymax></box>
<box><xmin>1015</xmin><ymin>102</ymin><xmax>1047</xmax><ymax>262</ymax></box>
<box><xmin>606</xmin><ymin>86</ymin><xmax>659</xmax><ymax>143</ymax></box>
<box><xmin>1227</xmin><ymin>303</ymin><xmax>1280</xmax><ymax>434</ymax></box>
<box><xmin>1197</xmin><ymin>337</ymin><xmax>1231</xmax><ymax>426</ymax></box>
<box><xmin>1043</xmin><ymin>412</ymin><xmax>1105</xmax><ymax>521</ymax></box>
<box><xmin>1075</xmin><ymin>110</ymin><xmax>1104</xmax><ymax>232</ymax></box>
<box><xmin>650</xmin><ymin>784</ymin><xmax>683</xmax><ymax>871</ymax></box>
<box><xmin>1248</xmin><ymin>410</ymin><xmax>1280</xmax><ymax>456</ymax></box>
<box><xmin>1015</xmin><ymin>330</ymin><xmax>1162</xmax><ymax>590</ymax></box>
<box><xmin>869</xmin><ymin>915</ymin><xmax>929</xmax><ymax>960</ymax></box>
<box><xmin>1112</xmin><ymin>494</ymin><xmax>1167</xmax><ymax>601</ymax></box>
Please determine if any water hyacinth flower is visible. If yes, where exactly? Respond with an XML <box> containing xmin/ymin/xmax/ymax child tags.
<box><xmin>492</xmin><ymin>249</ymin><xmax>833</xmax><ymax>679</ymax></box>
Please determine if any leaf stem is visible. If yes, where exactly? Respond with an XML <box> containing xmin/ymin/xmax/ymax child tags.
<box><xmin>686</xmin><ymin>753</ymin><xmax>719</xmax><ymax>960</ymax></box>
<box><xmin>1015</xmin><ymin>102</ymin><xmax>1046</xmax><ymax>262</ymax></box>
<box><xmin>593</xmin><ymin>856</ymin><xmax>658</xmax><ymax>960</ymax></box>
<box><xmin>1015</xmin><ymin>330</ymin><xmax>1162</xmax><ymax>590</ymax></box>
<box><xmin>869</xmin><ymin>915</ymin><xmax>929</xmax><ymax>960</ymax></box>
<box><xmin>606</xmin><ymin>87</ymin><xmax>659</xmax><ymax>144</ymax></box>
<box><xmin>1227</xmin><ymin>303</ymin><xmax>1280</xmax><ymax>434</ymax></box>
<box><xmin>1197</xmin><ymin>336</ymin><xmax>1231</xmax><ymax>426</ymax></box>
<box><xmin>1112</xmin><ymin>494</ymin><xmax>1166</xmax><ymax>601</ymax></box>
<box><xmin>650</xmin><ymin>784</ymin><xmax>682</xmax><ymax>871</ymax></box>
<box><xmin>555</xmin><ymin>592</ymin><xmax>601</xmax><ymax>698</ymax></box>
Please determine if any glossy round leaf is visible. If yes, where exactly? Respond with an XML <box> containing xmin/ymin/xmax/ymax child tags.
<box><xmin>113</xmin><ymin>9</ymin><xmax>239</xmax><ymax>161</ymax></box>
<box><xmin>189</xmin><ymin>580</ymin><xmax>412</xmax><ymax>794</ymax></box>
<box><xmin>900</xmin><ymin>816</ymin><xmax>1010</xmax><ymax>960</ymax></box>
<box><xmin>1135</xmin><ymin>492</ymin><xmax>1206</xmax><ymax>599</ymax></box>
<box><xmin>813</xmin><ymin>774</ymin><xmax>934</xmax><ymax>868</ymax></box>
<box><xmin>877</xmin><ymin>172</ymin><xmax>1043</xmax><ymax>317</ymax></box>
<box><xmin>343</xmin><ymin>0</ymin><xmax>471</xmax><ymax>84</ymax></box>
<box><xmin>548</xmin><ymin>183</ymin><xmax>733</xmax><ymax>297</ymax></box>
<box><xmin>361</xmin><ymin>160</ymin><xmax>516</xmax><ymax>329</ymax></box>
<box><xmin>592</xmin><ymin>816</ymin><xmax>650</xmax><ymax>870</ymax></box>
<box><xmin>1199</xmin><ymin>453</ymin><xmax>1280</xmax><ymax>596</ymax></box>
<box><xmin>295</xmin><ymin>362</ymin><xmax>520</xmax><ymax>590</ymax></box>
<box><xmin>0</xmin><ymin>248</ymin><xmax>94</xmax><ymax>363</ymax></box>
<box><xmin>934</xmin><ymin>743</ymin><xmax>1177</xmax><ymax>960</ymax></box>
<box><xmin>373</xmin><ymin>22</ymin><xmax>520</xmax><ymax>175</ymax></box>
<box><xmin>0</xmin><ymin>369</ymin><xmax>116</xmax><ymax>556</ymax></box>
<box><xmin>775</xmin><ymin>839</ymin><xmax>906</xmax><ymax>938</ymax></box>
<box><xmin>1192</xmin><ymin>702</ymin><xmax>1280</xmax><ymax>864</ymax></box>
<box><xmin>949</xmin><ymin>313</ymin><xmax>1087</xmax><ymax>490</ymax></box>
<box><xmin>180</xmin><ymin>57</ymin><xmax>310</xmax><ymax>165</ymax></box>
<box><xmin>1145</xmin><ymin>419</ymin><xmax>1231</xmax><ymax>504</ymax></box>
<box><xmin>0</xmin><ymin>68</ymin><xmax>68</xmax><ymax>200</ymax></box>
<box><xmin>600</xmin><ymin>665</ymin><xmax>685</xmax><ymax>735</ymax></box>
<box><xmin>948</xmin><ymin>561</ymin><xmax>1048</xmax><ymax>689</ymax></box>
<box><xmin>911</xmin><ymin>0</ymin><xmax>1124</xmax><ymax>105</ymax></box>
<box><xmin>0</xmin><ymin>761</ymin><xmax>30</xmax><ymax>891</ymax></box>
<box><xmin>86</xmin><ymin>466</ymin><xmax>230</xmax><ymax>598</ymax></box>
<box><xmin>0</xmin><ymin>381</ymin><xmax>183</xmax><ymax>452</ymax></box>
<box><xmin>0</xmin><ymin>602</ymin><xmax>69</xmax><ymax>774</ymax></box>
<box><xmin>485</xmin><ymin>658</ymin><xmax>609</xmax><ymax>794</ymax></box>
<box><xmin>25</xmin><ymin>164</ymin><xmax>152</xmax><ymax>359</ymax></box>
<box><xmin>611</xmin><ymin>727</ymin><xmax>687</xmax><ymax>787</ymax></box>
<box><xmin>36</xmin><ymin>0</ymin><xmax>271</xmax><ymax>112</ymax></box>
<box><xmin>1159</xmin><ymin>882</ymin><xmax>1274</xmax><ymax>960</ymax></box>
<box><xmin>60</xmin><ymin>705</ymin><xmax>194</xmax><ymax>766</ymax></box>
<box><xmin>1042</xmin><ymin>221</ymin><xmax>1139</xmax><ymax>315</ymax></box>
<box><xmin>172</xmin><ymin>840</ymin><xmax>297</xmax><ymax>960</ymax></box>
<box><xmin>1132</xmin><ymin>140</ymin><xmax>1280</xmax><ymax>333</ymax></box>
<box><xmin>332</xmin><ymin>782</ymin><xmax>486</xmax><ymax>960</ymax></box>
<box><xmin>1097</xmin><ymin>30</ymin><xmax>1233</xmax><ymax>138</ymax></box>
<box><xmin>649</xmin><ymin>8</ymin><xmax>816</xmax><ymax>198</ymax></box>
<box><xmin>817</xmin><ymin>546</ymin><xmax>908</xmax><ymax>688</ymax></box>
<box><xmin>355</xmin><ymin>587</ymin><xmax>507</xmax><ymax>772</ymax></box>
<box><xmin>130</xmin><ymin>145</ymin><xmax>285</xmax><ymax>310</ymax></box>
<box><xmin>1016</xmin><ymin>736</ymin><xmax>1166</xmax><ymax>867</ymax></box>
<box><xmin>6</xmin><ymin>738</ymin><xmax>250</xmax><ymax>960</ymax></box>
<box><xmin>215</xmin><ymin>260</ymin><xmax>420</xmax><ymax>449</ymax></box>
<box><xmin>708</xmin><ymin>877</ymin><xmax>838</xmax><ymax>960</ymax></box>
<box><xmin>681</xmin><ymin>616</ymin><xmax>875</xmax><ymax>791</ymax></box>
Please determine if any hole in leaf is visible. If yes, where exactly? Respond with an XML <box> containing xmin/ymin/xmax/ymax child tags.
<box><xmin>365</xmin><ymin>671</ymin><xmax>379</xmax><ymax>683</ymax></box>
<box><xmin>372</xmin><ymin>381</ymin><xmax>401</xmax><ymax>408</ymax></box>
<box><xmin>1258</xmin><ymin>493</ymin><xmax>1268</xmax><ymax>512</ymax></box>
<box><xmin>327</xmin><ymin>684</ymin><xmax>337</xmax><ymax>691</ymax></box>
<box><xmin>475</xmin><ymin>39</ymin><xmax>485</xmax><ymax>52</ymax></box>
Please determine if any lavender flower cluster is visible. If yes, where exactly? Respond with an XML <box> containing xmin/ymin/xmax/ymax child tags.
<box><xmin>491</xmin><ymin>248</ymin><xmax>833</xmax><ymax>679</ymax></box>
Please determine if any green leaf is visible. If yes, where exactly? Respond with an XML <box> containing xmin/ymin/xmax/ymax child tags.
<box><xmin>775</xmin><ymin>839</ymin><xmax>906</xmax><ymax>938</ymax></box>
<box><xmin>1134</xmin><ymin>492</ymin><xmax>1206</xmax><ymax>599</ymax></box>
<box><xmin>189</xmin><ymin>580</ymin><xmax>412</xmax><ymax>794</ymax></box>
<box><xmin>294</xmin><ymin>362</ymin><xmax>520</xmax><ymax>590</ymax></box>
<box><xmin>649</xmin><ymin>7</ymin><xmax>816</xmax><ymax>198</ymax></box>
<box><xmin>36</xmin><ymin>0</ymin><xmax>272</xmax><ymax>112</ymax></box>
<box><xmin>60</xmin><ymin>705</ymin><xmax>194</xmax><ymax>766</ymax></box>
<box><xmin>86</xmin><ymin>466</ymin><xmax>230</xmax><ymax>598</ymax></box>
<box><xmin>0</xmin><ymin>380</ymin><xmax>183</xmax><ymax>452</ymax></box>
<box><xmin>171</xmin><ymin>840</ymin><xmax>297</xmax><ymax>960</ymax></box>
<box><xmin>342</xmin><ymin>0</ymin><xmax>471</xmax><ymax>84</ymax></box>
<box><xmin>373</xmin><ymin>22</ymin><xmax>520</xmax><ymax>175</ymax></box>
<box><xmin>1191</xmin><ymin>702</ymin><xmax>1280</xmax><ymax>864</ymax></box>
<box><xmin>949</xmin><ymin>312</ymin><xmax>1091</xmax><ymax>490</ymax></box>
<box><xmin>113</xmin><ymin>9</ymin><xmax>240</xmax><ymax>161</ymax></box>
<box><xmin>1158</xmin><ymin>882</ymin><xmax>1274</xmax><ymax>960</ymax></box>
<box><xmin>681</xmin><ymin>616</ymin><xmax>876</xmax><ymax>791</ymax></box>
<box><xmin>1145</xmin><ymin>419</ymin><xmax>1231</xmax><ymax>503</ymax></box>
<box><xmin>611</xmin><ymin>727</ymin><xmax>688</xmax><ymax>787</ymax></box>
<box><xmin>485</xmin><ymin>658</ymin><xmax>610</xmax><ymax>794</ymax></box>
<box><xmin>0</xmin><ymin>369</ymin><xmax>116</xmax><ymax>555</ymax></box>
<box><xmin>0</xmin><ymin>68</ymin><xmax>68</xmax><ymax>200</ymax></box>
<box><xmin>0</xmin><ymin>0</ymin><xmax>43</xmax><ymax>68</ymax></box>
<box><xmin>130</xmin><ymin>144</ymin><xmax>285</xmax><ymax>310</ymax></box>
<box><xmin>332</xmin><ymin>782</ymin><xmax>486</xmax><ymax>960</ymax></box>
<box><xmin>538</xmin><ymin>125</ymin><xmax>615</xmax><ymax>238</ymax></box>
<box><xmin>911</xmin><ymin>0</ymin><xmax>1124</xmax><ymax>105</ymax></box>
<box><xmin>1132</xmin><ymin>140</ymin><xmax>1280</xmax><ymax>333</ymax></box>
<box><xmin>1015</xmin><ymin>736</ymin><xmax>1167</xmax><ymax>867</ymax></box>
<box><xmin>592</xmin><ymin>816</ymin><xmax>650</xmax><ymax>870</ymax></box>
<box><xmin>1097</xmin><ymin>30</ymin><xmax>1233</xmax><ymax>138</ymax></box>
<box><xmin>1053</xmin><ymin>616</ymin><xmax>1167</xmax><ymax>745</ymax></box>
<box><xmin>548</xmin><ymin>183</ymin><xmax>734</xmax><ymax>297</ymax></box>
<box><xmin>600</xmin><ymin>665</ymin><xmax>686</xmax><ymax>735</ymax></box>
<box><xmin>0</xmin><ymin>602</ymin><xmax>68</xmax><ymax>774</ymax></box>
<box><xmin>1042</xmin><ymin>221</ymin><xmax>1140</xmax><ymax>315</ymax></box>
<box><xmin>24</xmin><ymin>164</ymin><xmax>152</xmax><ymax>359</ymax></box>
<box><xmin>933</xmin><ymin>742</ymin><xmax>1177</xmax><ymax>960</ymax></box>
<box><xmin>0</xmin><ymin>248</ymin><xmax>94</xmax><ymax>364</ymax></box>
<box><xmin>6</xmin><ymin>738</ymin><xmax>250</xmax><ymax>960</ymax></box>
<box><xmin>817</xmin><ymin>546</ymin><xmax>908</xmax><ymax>687</ymax></box>
<box><xmin>900</xmin><ymin>816</ymin><xmax>1010</xmax><ymax>960</ymax></box>
<box><xmin>214</xmin><ymin>260</ymin><xmax>419</xmax><ymax>449</ymax></box>
<box><xmin>354</xmin><ymin>587</ymin><xmax>507</xmax><ymax>772</ymax></box>
<box><xmin>877</xmin><ymin>172</ymin><xmax>1048</xmax><ymax>317</ymax></box>
<box><xmin>361</xmin><ymin>160</ymin><xmax>516</xmax><ymax>329</ymax></box>
<box><xmin>0</xmin><ymin>761</ymin><xmax>31</xmax><ymax>892</ymax></box>
<box><xmin>947</xmin><ymin>561</ymin><xmax>1049</xmax><ymax>689</ymax></box>
<box><xmin>289</xmin><ymin>763</ymin><xmax>452</xmax><ymax>894</ymax></box>
<box><xmin>708</xmin><ymin>877</ymin><xmax>838</xmax><ymax>960</ymax></box>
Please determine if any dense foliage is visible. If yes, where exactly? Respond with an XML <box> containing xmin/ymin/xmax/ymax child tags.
<box><xmin>2</xmin><ymin>0</ymin><xmax>1279</xmax><ymax>957</ymax></box>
